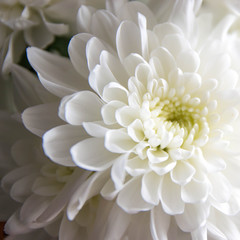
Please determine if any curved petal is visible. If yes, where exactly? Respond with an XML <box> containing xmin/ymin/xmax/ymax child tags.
<box><xmin>126</xmin><ymin>156</ymin><xmax>149</xmax><ymax>176</ymax></box>
<box><xmin>86</xmin><ymin>36</ymin><xmax>112</xmax><ymax>71</ymax></box>
<box><xmin>170</xmin><ymin>161</ymin><xmax>196</xmax><ymax>186</ymax></box>
<box><xmin>89</xmin><ymin>64</ymin><xmax>118</xmax><ymax>97</ymax></box>
<box><xmin>22</xmin><ymin>102</ymin><xmax>64</xmax><ymax>137</ymax></box>
<box><xmin>209</xmin><ymin>172</ymin><xmax>232</xmax><ymax>203</ymax></box>
<box><xmin>117</xmin><ymin>177</ymin><xmax>153</xmax><ymax>213</ymax></box>
<box><xmin>116</xmin><ymin>20</ymin><xmax>141</xmax><ymax>61</ymax></box>
<box><xmin>159</xmin><ymin>174</ymin><xmax>184</xmax><ymax>215</ymax></box>
<box><xmin>101</xmin><ymin>100</ymin><xmax>126</xmax><ymax>125</ymax></box>
<box><xmin>11</xmin><ymin>64</ymin><xmax>57</xmax><ymax>111</ymax></box>
<box><xmin>43</xmin><ymin>125</ymin><xmax>88</xmax><ymax>166</ymax></box>
<box><xmin>24</xmin><ymin>20</ymin><xmax>54</xmax><ymax>48</ymax></box>
<box><xmin>64</xmin><ymin>91</ymin><xmax>103</xmax><ymax>125</ymax></box>
<box><xmin>68</xmin><ymin>33</ymin><xmax>92</xmax><ymax>79</ymax></box>
<box><xmin>27</xmin><ymin>47</ymin><xmax>88</xmax><ymax>97</ymax></box>
<box><xmin>100</xmin><ymin>51</ymin><xmax>129</xmax><ymax>88</ymax></box>
<box><xmin>105</xmin><ymin>129</ymin><xmax>137</xmax><ymax>153</ymax></box>
<box><xmin>111</xmin><ymin>153</ymin><xmax>128</xmax><ymax>190</ymax></box>
<box><xmin>175</xmin><ymin>203</ymin><xmax>210</xmax><ymax>232</ymax></box>
<box><xmin>102</xmin><ymin>82</ymin><xmax>128</xmax><ymax>103</ymax></box>
<box><xmin>181</xmin><ymin>178</ymin><xmax>210</xmax><ymax>203</ymax></box>
<box><xmin>141</xmin><ymin>171</ymin><xmax>160</xmax><ymax>205</ymax></box>
<box><xmin>77</xmin><ymin>5</ymin><xmax>96</xmax><ymax>33</ymax></box>
<box><xmin>20</xmin><ymin>194</ymin><xmax>51</xmax><ymax>226</ymax></box>
<box><xmin>150</xmin><ymin>204</ymin><xmax>171</xmax><ymax>240</ymax></box>
<box><xmin>91</xmin><ymin>10</ymin><xmax>120</xmax><ymax>48</ymax></box>
<box><xmin>116</xmin><ymin>106</ymin><xmax>140</xmax><ymax>127</ymax></box>
<box><xmin>127</xmin><ymin>119</ymin><xmax>145</xmax><ymax>142</ymax></box>
<box><xmin>118</xmin><ymin>1</ymin><xmax>156</xmax><ymax>29</ymax></box>
<box><xmin>82</xmin><ymin>121</ymin><xmax>109</xmax><ymax>138</ymax></box>
<box><xmin>67</xmin><ymin>171</ymin><xmax>109</xmax><ymax>220</ymax></box>
<box><xmin>71</xmin><ymin>137</ymin><xmax>117</xmax><ymax>171</ymax></box>
<box><xmin>37</xmin><ymin>169</ymin><xmax>90</xmax><ymax>223</ymax></box>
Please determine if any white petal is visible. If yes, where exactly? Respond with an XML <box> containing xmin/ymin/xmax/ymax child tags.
<box><xmin>24</xmin><ymin>20</ymin><xmax>54</xmax><ymax>48</ymax></box>
<box><xmin>176</xmin><ymin>49</ymin><xmax>200</xmax><ymax>72</ymax></box>
<box><xmin>82</xmin><ymin>121</ymin><xmax>109</xmax><ymax>138</ymax></box>
<box><xmin>40</xmin><ymin>11</ymin><xmax>69</xmax><ymax>35</ymax></box>
<box><xmin>59</xmin><ymin>214</ymin><xmax>81</xmax><ymax>240</ymax></box>
<box><xmin>67</xmin><ymin>171</ymin><xmax>109</xmax><ymax>220</ymax></box>
<box><xmin>68</xmin><ymin>33</ymin><xmax>92</xmax><ymax>79</ymax></box>
<box><xmin>116</xmin><ymin>106</ymin><xmax>140</xmax><ymax>127</ymax></box>
<box><xmin>116</xmin><ymin>20</ymin><xmax>141</xmax><ymax>61</ymax></box>
<box><xmin>5</xmin><ymin>211</ymin><xmax>31</xmax><ymax>235</ymax></box>
<box><xmin>89</xmin><ymin>64</ymin><xmax>118</xmax><ymax>97</ymax></box>
<box><xmin>111</xmin><ymin>154</ymin><xmax>128</xmax><ymax>190</ymax></box>
<box><xmin>207</xmin><ymin>221</ymin><xmax>227</xmax><ymax>240</ymax></box>
<box><xmin>101</xmin><ymin>178</ymin><xmax>119</xmax><ymax>200</ymax></box>
<box><xmin>209</xmin><ymin>210</ymin><xmax>240</xmax><ymax>240</ymax></box>
<box><xmin>27</xmin><ymin>47</ymin><xmax>88</xmax><ymax>97</ymax></box>
<box><xmin>101</xmin><ymin>100</ymin><xmax>126</xmax><ymax>125</ymax></box>
<box><xmin>2</xmin><ymin>165</ymin><xmax>38</xmax><ymax>194</ymax></box>
<box><xmin>22</xmin><ymin>102</ymin><xmax>63</xmax><ymax>137</ymax></box>
<box><xmin>209</xmin><ymin>173</ymin><xmax>232</xmax><ymax>203</ymax></box>
<box><xmin>10</xmin><ymin>173</ymin><xmax>38</xmax><ymax>202</ymax></box>
<box><xmin>170</xmin><ymin>161</ymin><xmax>196</xmax><ymax>185</ymax></box>
<box><xmin>141</xmin><ymin>171</ymin><xmax>160</xmax><ymax>205</ymax></box>
<box><xmin>117</xmin><ymin>177</ymin><xmax>153</xmax><ymax>213</ymax></box>
<box><xmin>118</xmin><ymin>1</ymin><xmax>156</xmax><ymax>29</ymax></box>
<box><xmin>20</xmin><ymin>194</ymin><xmax>51</xmax><ymax>225</ymax></box>
<box><xmin>175</xmin><ymin>203</ymin><xmax>209</xmax><ymax>232</ymax></box>
<box><xmin>153</xmin><ymin>22</ymin><xmax>182</xmax><ymax>43</ymax></box>
<box><xmin>150</xmin><ymin>204</ymin><xmax>171</xmax><ymax>240</ymax></box>
<box><xmin>127</xmin><ymin>119</ymin><xmax>145</xmax><ymax>142</ymax></box>
<box><xmin>43</xmin><ymin>125</ymin><xmax>88</xmax><ymax>166</ymax></box>
<box><xmin>150</xmin><ymin>159</ymin><xmax>176</xmax><ymax>176</ymax></box>
<box><xmin>102</xmin><ymin>82</ymin><xmax>128</xmax><ymax>103</ymax></box>
<box><xmin>181</xmin><ymin>178</ymin><xmax>210</xmax><ymax>203</ymax></box>
<box><xmin>105</xmin><ymin>129</ymin><xmax>137</xmax><ymax>153</ymax></box>
<box><xmin>159</xmin><ymin>174</ymin><xmax>184</xmax><ymax>215</ymax></box>
<box><xmin>212</xmin><ymin>189</ymin><xmax>240</xmax><ymax>216</ymax></box>
<box><xmin>86</xmin><ymin>37</ymin><xmax>112</xmax><ymax>71</ymax></box>
<box><xmin>99</xmin><ymin>203</ymin><xmax>131</xmax><ymax>240</ymax></box>
<box><xmin>64</xmin><ymin>91</ymin><xmax>103</xmax><ymax>125</ymax></box>
<box><xmin>106</xmin><ymin>0</ymin><xmax>127</xmax><ymax>14</ymax></box>
<box><xmin>161</xmin><ymin>33</ymin><xmax>189</xmax><ymax>57</ymax></box>
<box><xmin>71</xmin><ymin>137</ymin><xmax>116</xmax><ymax>171</ymax></box>
<box><xmin>138</xmin><ymin>13</ymin><xmax>149</xmax><ymax>59</ymax></box>
<box><xmin>100</xmin><ymin>50</ymin><xmax>129</xmax><ymax>88</ymax></box>
<box><xmin>135</xmin><ymin>62</ymin><xmax>153</xmax><ymax>90</ymax></box>
<box><xmin>126</xmin><ymin>156</ymin><xmax>149</xmax><ymax>176</ymax></box>
<box><xmin>77</xmin><ymin>5</ymin><xmax>96</xmax><ymax>33</ymax></box>
<box><xmin>191</xmin><ymin>225</ymin><xmax>207</xmax><ymax>240</ymax></box>
<box><xmin>123</xmin><ymin>53</ymin><xmax>147</xmax><ymax>77</ymax></box>
<box><xmin>168</xmin><ymin>148</ymin><xmax>192</xmax><ymax>161</ymax></box>
<box><xmin>91</xmin><ymin>10</ymin><xmax>120</xmax><ymax>48</ymax></box>
<box><xmin>150</xmin><ymin>47</ymin><xmax>176</xmax><ymax>77</ymax></box>
<box><xmin>147</xmin><ymin>149</ymin><xmax>169</xmax><ymax>164</ymax></box>
<box><xmin>11</xmin><ymin>64</ymin><xmax>57</xmax><ymax>111</ymax></box>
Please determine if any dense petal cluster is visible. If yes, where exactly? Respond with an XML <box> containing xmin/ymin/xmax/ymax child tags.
<box><xmin>2</xmin><ymin>0</ymin><xmax>240</xmax><ymax>239</ymax></box>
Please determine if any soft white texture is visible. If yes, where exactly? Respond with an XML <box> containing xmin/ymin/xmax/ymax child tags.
<box><xmin>24</xmin><ymin>0</ymin><xmax>240</xmax><ymax>239</ymax></box>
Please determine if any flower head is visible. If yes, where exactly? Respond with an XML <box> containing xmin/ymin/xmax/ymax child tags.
<box><xmin>24</xmin><ymin>0</ymin><xmax>240</xmax><ymax>239</ymax></box>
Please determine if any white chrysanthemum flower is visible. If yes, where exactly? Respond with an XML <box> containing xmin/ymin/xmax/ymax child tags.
<box><xmin>25</xmin><ymin>0</ymin><xmax>240</xmax><ymax>239</ymax></box>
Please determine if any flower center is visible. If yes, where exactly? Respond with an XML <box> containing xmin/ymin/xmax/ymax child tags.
<box><xmin>139</xmin><ymin>88</ymin><xmax>209</xmax><ymax>149</ymax></box>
